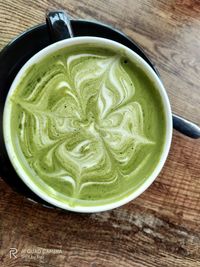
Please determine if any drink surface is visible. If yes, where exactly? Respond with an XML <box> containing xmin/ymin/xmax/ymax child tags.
<box><xmin>9</xmin><ymin>44</ymin><xmax>166</xmax><ymax>207</ymax></box>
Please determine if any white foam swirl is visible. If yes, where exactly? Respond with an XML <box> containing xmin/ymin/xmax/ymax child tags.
<box><xmin>12</xmin><ymin>50</ymin><xmax>155</xmax><ymax>202</ymax></box>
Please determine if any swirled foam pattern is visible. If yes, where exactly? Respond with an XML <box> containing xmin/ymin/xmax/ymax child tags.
<box><xmin>9</xmin><ymin>45</ymin><xmax>166</xmax><ymax>207</ymax></box>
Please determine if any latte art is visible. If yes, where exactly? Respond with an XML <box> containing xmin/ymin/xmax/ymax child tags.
<box><xmin>9</xmin><ymin>45</ymin><xmax>166</xmax><ymax>206</ymax></box>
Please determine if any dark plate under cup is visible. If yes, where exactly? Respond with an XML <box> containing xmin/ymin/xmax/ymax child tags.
<box><xmin>0</xmin><ymin>16</ymin><xmax>199</xmax><ymax>207</ymax></box>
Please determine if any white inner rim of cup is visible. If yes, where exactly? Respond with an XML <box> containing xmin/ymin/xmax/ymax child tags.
<box><xmin>3</xmin><ymin>37</ymin><xmax>172</xmax><ymax>213</ymax></box>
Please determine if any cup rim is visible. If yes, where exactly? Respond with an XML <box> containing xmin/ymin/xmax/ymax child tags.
<box><xmin>3</xmin><ymin>36</ymin><xmax>172</xmax><ymax>213</ymax></box>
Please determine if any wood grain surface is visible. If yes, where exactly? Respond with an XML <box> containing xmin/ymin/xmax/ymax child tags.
<box><xmin>0</xmin><ymin>0</ymin><xmax>200</xmax><ymax>267</ymax></box>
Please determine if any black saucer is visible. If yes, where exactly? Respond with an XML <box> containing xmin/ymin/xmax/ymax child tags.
<box><xmin>0</xmin><ymin>20</ymin><xmax>159</xmax><ymax>207</ymax></box>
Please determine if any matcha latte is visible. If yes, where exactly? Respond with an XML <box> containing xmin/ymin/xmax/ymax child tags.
<box><xmin>4</xmin><ymin>41</ymin><xmax>167</xmax><ymax>208</ymax></box>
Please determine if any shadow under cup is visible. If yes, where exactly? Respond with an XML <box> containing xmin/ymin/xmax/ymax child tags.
<box><xmin>3</xmin><ymin>37</ymin><xmax>172</xmax><ymax>212</ymax></box>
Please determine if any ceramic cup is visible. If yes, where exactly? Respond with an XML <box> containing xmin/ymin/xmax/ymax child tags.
<box><xmin>3</xmin><ymin>36</ymin><xmax>173</xmax><ymax>212</ymax></box>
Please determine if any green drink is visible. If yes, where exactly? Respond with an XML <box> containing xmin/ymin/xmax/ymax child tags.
<box><xmin>5</xmin><ymin>40</ymin><xmax>168</xmax><ymax>209</ymax></box>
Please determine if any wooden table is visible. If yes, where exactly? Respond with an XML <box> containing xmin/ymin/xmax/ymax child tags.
<box><xmin>0</xmin><ymin>1</ymin><xmax>200</xmax><ymax>266</ymax></box>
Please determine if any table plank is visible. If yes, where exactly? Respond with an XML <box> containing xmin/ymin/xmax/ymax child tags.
<box><xmin>0</xmin><ymin>1</ymin><xmax>200</xmax><ymax>266</ymax></box>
